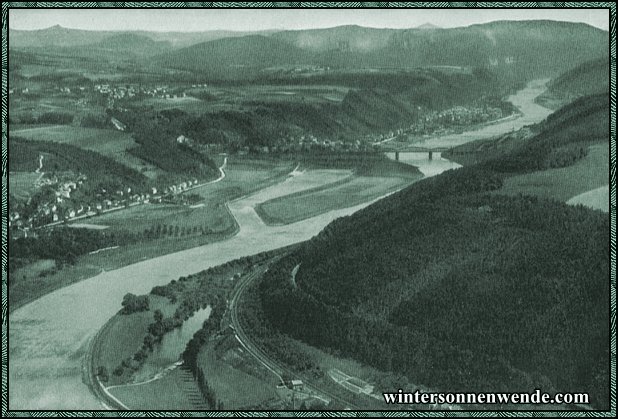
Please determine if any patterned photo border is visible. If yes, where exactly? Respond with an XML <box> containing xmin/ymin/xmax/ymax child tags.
<box><xmin>1</xmin><ymin>2</ymin><xmax>615</xmax><ymax>417</ymax></box>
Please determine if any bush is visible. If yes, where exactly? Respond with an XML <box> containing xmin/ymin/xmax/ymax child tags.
<box><xmin>120</xmin><ymin>293</ymin><xmax>149</xmax><ymax>314</ymax></box>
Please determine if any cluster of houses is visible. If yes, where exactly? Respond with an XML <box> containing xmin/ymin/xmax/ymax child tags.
<box><xmin>9</xmin><ymin>171</ymin><xmax>207</xmax><ymax>234</ymax></box>
<box><xmin>94</xmin><ymin>83</ymin><xmax>197</xmax><ymax>101</ymax></box>
<box><xmin>94</xmin><ymin>84</ymin><xmax>138</xmax><ymax>100</ymax></box>
<box><xmin>384</xmin><ymin>105</ymin><xmax>507</xmax><ymax>140</ymax></box>
<box><xmin>162</xmin><ymin>179</ymin><xmax>200</xmax><ymax>195</ymax></box>
<box><xmin>250</xmin><ymin>134</ymin><xmax>373</xmax><ymax>155</ymax></box>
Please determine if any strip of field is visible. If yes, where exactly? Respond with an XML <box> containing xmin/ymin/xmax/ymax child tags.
<box><xmin>255</xmin><ymin>176</ymin><xmax>414</xmax><ymax>225</ymax></box>
<box><xmin>82</xmin><ymin>202</ymin><xmax>234</xmax><ymax>236</ymax></box>
<box><xmin>66</xmin><ymin>223</ymin><xmax>109</xmax><ymax>230</ymax></box>
<box><xmin>91</xmin><ymin>295</ymin><xmax>177</xmax><ymax>387</ymax></box>
<box><xmin>497</xmin><ymin>143</ymin><xmax>608</xmax><ymax>202</ymax></box>
<box><xmin>566</xmin><ymin>185</ymin><xmax>609</xmax><ymax>212</ymax></box>
<box><xmin>240</xmin><ymin>169</ymin><xmax>354</xmax><ymax>205</ymax></box>
<box><xmin>107</xmin><ymin>367</ymin><xmax>208</xmax><ymax>410</ymax></box>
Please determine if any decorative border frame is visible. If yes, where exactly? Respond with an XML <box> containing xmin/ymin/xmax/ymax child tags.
<box><xmin>1</xmin><ymin>2</ymin><xmax>615</xmax><ymax>417</ymax></box>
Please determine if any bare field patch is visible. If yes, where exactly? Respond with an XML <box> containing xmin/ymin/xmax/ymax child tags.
<box><xmin>256</xmin><ymin>176</ymin><xmax>412</xmax><ymax>225</ymax></box>
<box><xmin>107</xmin><ymin>367</ymin><xmax>208</xmax><ymax>409</ymax></box>
<box><xmin>497</xmin><ymin>143</ymin><xmax>609</xmax><ymax>202</ymax></box>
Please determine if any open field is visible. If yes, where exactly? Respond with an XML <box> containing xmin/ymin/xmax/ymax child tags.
<box><xmin>193</xmin><ymin>157</ymin><xmax>297</xmax><ymax>203</ymax></box>
<box><xmin>107</xmin><ymin>367</ymin><xmax>208</xmax><ymax>410</ymax></box>
<box><xmin>12</xmin><ymin>259</ymin><xmax>56</xmax><ymax>282</ymax></box>
<box><xmin>10</xmin><ymin>126</ymin><xmax>134</xmax><ymax>151</ymax></box>
<box><xmin>92</xmin><ymin>295</ymin><xmax>176</xmax><ymax>386</ymax></box>
<box><xmin>197</xmin><ymin>336</ymin><xmax>279</xmax><ymax>409</ymax></box>
<box><xmin>9</xmin><ymin>171</ymin><xmax>41</xmax><ymax>200</ymax></box>
<box><xmin>256</xmin><ymin>176</ymin><xmax>413</xmax><ymax>225</ymax></box>
<box><xmin>497</xmin><ymin>143</ymin><xmax>609</xmax><ymax>202</ymax></box>
<box><xmin>567</xmin><ymin>185</ymin><xmax>609</xmax><ymax>212</ymax></box>
<box><xmin>9</xmin><ymin>261</ymin><xmax>103</xmax><ymax>313</ymax></box>
<box><xmin>81</xmin><ymin>202</ymin><xmax>234</xmax><ymax>236</ymax></box>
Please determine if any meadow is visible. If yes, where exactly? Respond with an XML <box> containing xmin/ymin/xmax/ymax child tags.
<box><xmin>497</xmin><ymin>143</ymin><xmax>608</xmax><ymax>202</ymax></box>
<box><xmin>82</xmin><ymin>201</ymin><xmax>234</xmax><ymax>236</ymax></box>
<box><xmin>196</xmin><ymin>336</ymin><xmax>279</xmax><ymax>409</ymax></box>
<box><xmin>256</xmin><ymin>176</ymin><xmax>413</xmax><ymax>225</ymax></box>
<box><xmin>92</xmin><ymin>295</ymin><xmax>175</xmax><ymax>386</ymax></box>
<box><xmin>107</xmin><ymin>367</ymin><xmax>208</xmax><ymax>410</ymax></box>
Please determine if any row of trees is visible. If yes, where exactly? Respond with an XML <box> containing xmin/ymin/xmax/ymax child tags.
<box><xmin>196</xmin><ymin>368</ymin><xmax>220</xmax><ymax>409</ymax></box>
<box><xmin>142</xmin><ymin>224</ymin><xmax>221</xmax><ymax>240</ymax></box>
<box><xmin>182</xmin><ymin>296</ymin><xmax>226</xmax><ymax>375</ymax></box>
<box><xmin>10</xmin><ymin>228</ymin><xmax>136</xmax><ymax>269</ymax></box>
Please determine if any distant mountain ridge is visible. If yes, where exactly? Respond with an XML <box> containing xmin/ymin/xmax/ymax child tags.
<box><xmin>9</xmin><ymin>21</ymin><xmax>609</xmax><ymax>78</ymax></box>
<box><xmin>147</xmin><ymin>20</ymin><xmax>607</xmax><ymax>80</ymax></box>
<box><xmin>9</xmin><ymin>25</ymin><xmax>270</xmax><ymax>49</ymax></box>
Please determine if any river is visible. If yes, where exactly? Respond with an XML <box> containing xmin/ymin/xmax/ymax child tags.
<box><xmin>8</xmin><ymin>80</ymin><xmax>553</xmax><ymax>410</ymax></box>
<box><xmin>418</xmin><ymin>79</ymin><xmax>552</xmax><ymax>149</ymax></box>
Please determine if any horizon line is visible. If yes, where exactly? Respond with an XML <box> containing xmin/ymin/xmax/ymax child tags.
<box><xmin>8</xmin><ymin>19</ymin><xmax>607</xmax><ymax>34</ymax></box>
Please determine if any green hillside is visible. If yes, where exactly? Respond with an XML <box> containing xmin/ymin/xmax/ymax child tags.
<box><xmin>9</xmin><ymin>137</ymin><xmax>148</xmax><ymax>189</ymax></box>
<box><xmin>536</xmin><ymin>57</ymin><xmax>609</xmax><ymax>108</ymax></box>
<box><xmin>257</xmin><ymin>94</ymin><xmax>610</xmax><ymax>408</ymax></box>
<box><xmin>151</xmin><ymin>35</ymin><xmax>313</xmax><ymax>79</ymax></box>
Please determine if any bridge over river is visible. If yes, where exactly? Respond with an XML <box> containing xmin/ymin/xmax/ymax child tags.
<box><xmin>389</xmin><ymin>147</ymin><xmax>451</xmax><ymax>161</ymax></box>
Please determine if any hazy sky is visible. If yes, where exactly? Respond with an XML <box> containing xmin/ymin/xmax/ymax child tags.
<box><xmin>9</xmin><ymin>8</ymin><xmax>610</xmax><ymax>32</ymax></box>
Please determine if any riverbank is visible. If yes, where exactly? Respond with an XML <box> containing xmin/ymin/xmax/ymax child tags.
<box><xmin>9</xmin><ymin>80</ymin><xmax>556</xmax><ymax>410</ymax></box>
<box><xmin>9</xmin><ymin>214</ymin><xmax>240</xmax><ymax>314</ymax></box>
<box><xmin>8</xmin><ymin>157</ymin><xmax>296</xmax><ymax>313</ymax></box>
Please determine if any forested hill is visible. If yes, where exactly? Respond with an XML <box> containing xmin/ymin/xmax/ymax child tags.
<box><xmin>258</xmin><ymin>94</ymin><xmax>610</xmax><ymax>408</ymax></box>
<box><xmin>11</xmin><ymin>21</ymin><xmax>607</xmax><ymax>81</ymax></box>
<box><xmin>535</xmin><ymin>57</ymin><xmax>609</xmax><ymax>108</ymax></box>
<box><xmin>147</xmin><ymin>20</ymin><xmax>606</xmax><ymax>80</ymax></box>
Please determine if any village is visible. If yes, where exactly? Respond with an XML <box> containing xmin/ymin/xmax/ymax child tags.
<box><xmin>8</xmin><ymin>167</ymin><xmax>210</xmax><ymax>236</ymax></box>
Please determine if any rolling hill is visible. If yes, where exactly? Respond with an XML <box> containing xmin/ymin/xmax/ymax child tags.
<box><xmin>150</xmin><ymin>35</ymin><xmax>313</xmax><ymax>79</ymax></box>
<box><xmin>257</xmin><ymin>94</ymin><xmax>610</xmax><ymax>408</ymax></box>
<box><xmin>148</xmin><ymin>20</ymin><xmax>607</xmax><ymax>80</ymax></box>
<box><xmin>8</xmin><ymin>25</ymin><xmax>263</xmax><ymax>49</ymax></box>
<box><xmin>10</xmin><ymin>21</ymin><xmax>608</xmax><ymax>82</ymax></box>
<box><xmin>535</xmin><ymin>57</ymin><xmax>609</xmax><ymax>108</ymax></box>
